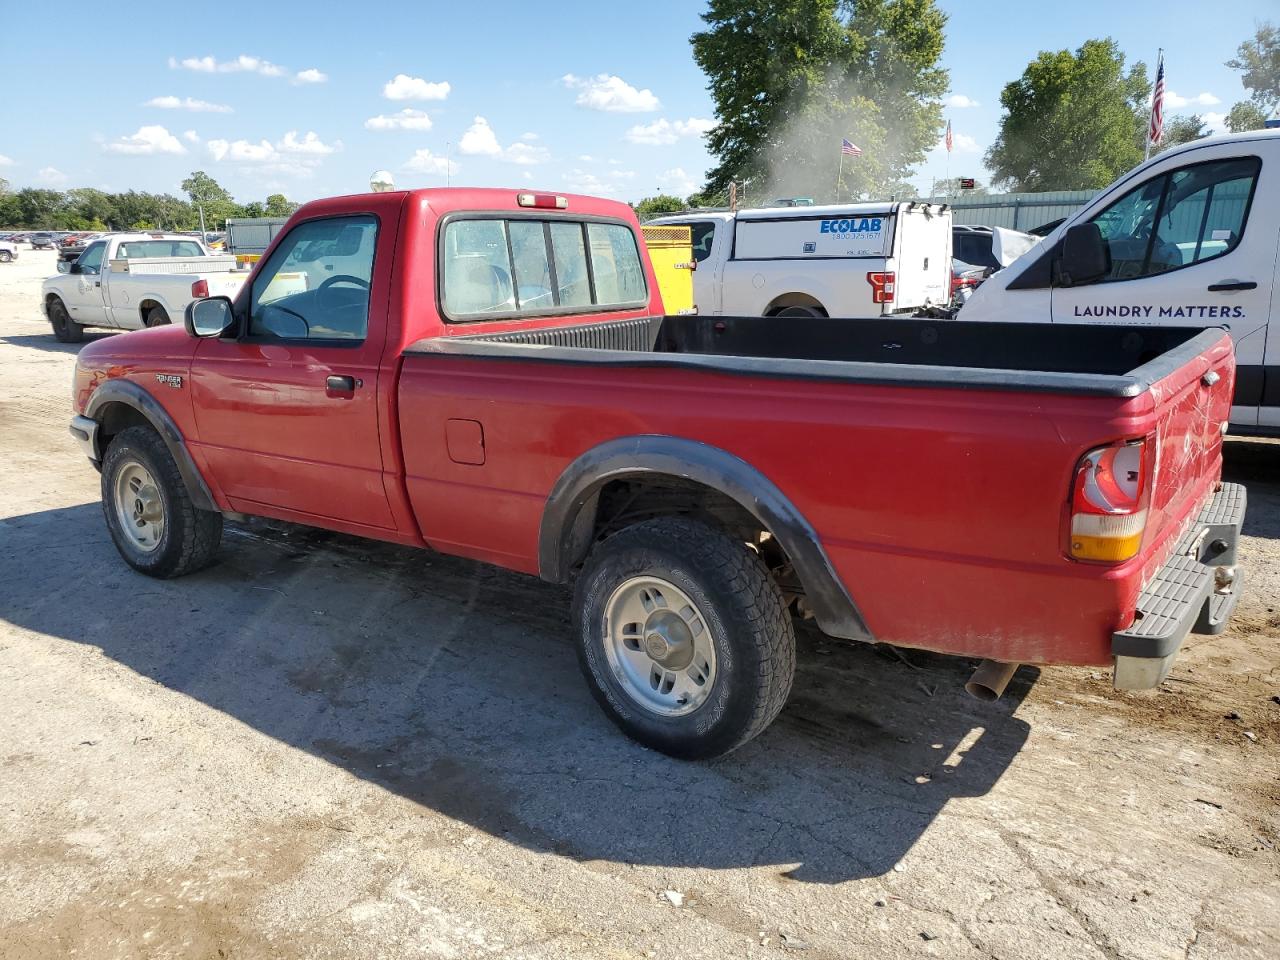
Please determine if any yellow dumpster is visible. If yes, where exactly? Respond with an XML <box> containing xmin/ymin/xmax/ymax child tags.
<box><xmin>641</xmin><ymin>225</ymin><xmax>696</xmax><ymax>315</ymax></box>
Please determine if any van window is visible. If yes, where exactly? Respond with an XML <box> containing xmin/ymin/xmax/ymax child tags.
<box><xmin>442</xmin><ymin>218</ymin><xmax>647</xmax><ymax>320</ymax></box>
<box><xmin>689</xmin><ymin>222</ymin><xmax>716</xmax><ymax>262</ymax></box>
<box><xmin>248</xmin><ymin>214</ymin><xmax>378</xmax><ymax>341</ymax></box>
<box><xmin>1089</xmin><ymin>157</ymin><xmax>1259</xmax><ymax>281</ymax></box>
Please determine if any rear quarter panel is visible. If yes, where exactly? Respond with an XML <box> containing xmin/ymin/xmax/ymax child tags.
<box><xmin>396</xmin><ymin>344</ymin><xmax>1230</xmax><ymax>666</ymax></box>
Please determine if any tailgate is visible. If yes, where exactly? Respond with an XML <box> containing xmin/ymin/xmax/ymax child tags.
<box><xmin>1142</xmin><ymin>331</ymin><xmax>1235</xmax><ymax>554</ymax></box>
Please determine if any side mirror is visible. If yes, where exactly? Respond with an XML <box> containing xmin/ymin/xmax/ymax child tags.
<box><xmin>1058</xmin><ymin>222</ymin><xmax>1109</xmax><ymax>286</ymax></box>
<box><xmin>68</xmin><ymin>262</ymin><xmax>83</xmax><ymax>275</ymax></box>
<box><xmin>185</xmin><ymin>296</ymin><xmax>235</xmax><ymax>338</ymax></box>
<box><xmin>56</xmin><ymin>260</ymin><xmax>70</xmax><ymax>274</ymax></box>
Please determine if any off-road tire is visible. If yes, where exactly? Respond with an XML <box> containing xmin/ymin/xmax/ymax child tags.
<box><xmin>573</xmin><ymin>517</ymin><xmax>796</xmax><ymax>760</ymax></box>
<box><xmin>144</xmin><ymin>305</ymin><xmax>170</xmax><ymax>328</ymax></box>
<box><xmin>101</xmin><ymin>425</ymin><xmax>222</xmax><ymax>578</ymax></box>
<box><xmin>48</xmin><ymin>297</ymin><xmax>84</xmax><ymax>343</ymax></box>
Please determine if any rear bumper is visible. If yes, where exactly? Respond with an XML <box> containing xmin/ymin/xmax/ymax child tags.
<box><xmin>1112</xmin><ymin>482</ymin><xmax>1246</xmax><ymax>689</ymax></box>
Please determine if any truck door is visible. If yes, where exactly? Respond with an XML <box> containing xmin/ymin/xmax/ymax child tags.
<box><xmin>1050</xmin><ymin>148</ymin><xmax>1273</xmax><ymax>427</ymax></box>
<box><xmin>190</xmin><ymin>210</ymin><xmax>396</xmax><ymax>530</ymax></box>
<box><xmin>63</xmin><ymin>240</ymin><xmax>110</xmax><ymax>327</ymax></box>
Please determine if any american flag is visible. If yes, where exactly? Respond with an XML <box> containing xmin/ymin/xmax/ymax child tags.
<box><xmin>945</xmin><ymin>120</ymin><xmax>953</xmax><ymax>153</ymax></box>
<box><xmin>841</xmin><ymin>138</ymin><xmax>862</xmax><ymax>157</ymax></box>
<box><xmin>1148</xmin><ymin>55</ymin><xmax>1165</xmax><ymax>146</ymax></box>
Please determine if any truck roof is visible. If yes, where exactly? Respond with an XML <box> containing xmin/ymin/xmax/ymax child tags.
<box><xmin>293</xmin><ymin>187</ymin><xmax>638</xmax><ymax>223</ymax></box>
<box><xmin>650</xmin><ymin>201</ymin><xmax>944</xmax><ymax>225</ymax></box>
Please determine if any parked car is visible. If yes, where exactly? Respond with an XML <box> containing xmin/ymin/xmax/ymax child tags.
<box><xmin>960</xmin><ymin>127</ymin><xmax>1280</xmax><ymax>434</ymax></box>
<box><xmin>950</xmin><ymin>258</ymin><xmax>986</xmax><ymax>304</ymax></box>
<box><xmin>649</xmin><ymin>201</ymin><xmax>953</xmax><ymax>317</ymax></box>
<box><xmin>67</xmin><ymin>187</ymin><xmax>1246</xmax><ymax>759</ymax></box>
<box><xmin>29</xmin><ymin>232</ymin><xmax>56</xmax><ymax>249</ymax></box>
<box><xmin>42</xmin><ymin>233</ymin><xmax>247</xmax><ymax>341</ymax></box>
<box><xmin>0</xmin><ymin>239</ymin><xmax>18</xmax><ymax>263</ymax></box>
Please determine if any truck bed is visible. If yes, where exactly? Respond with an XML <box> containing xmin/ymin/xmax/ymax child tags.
<box><xmin>410</xmin><ymin>314</ymin><xmax>1220</xmax><ymax>398</ymax></box>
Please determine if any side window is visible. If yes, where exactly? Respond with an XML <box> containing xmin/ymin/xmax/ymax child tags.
<box><xmin>1089</xmin><ymin>157</ymin><xmax>1259</xmax><ymax>282</ymax></box>
<box><xmin>249</xmin><ymin>215</ymin><xmax>378</xmax><ymax>341</ymax></box>
<box><xmin>689</xmin><ymin>222</ymin><xmax>717</xmax><ymax>262</ymax></box>
<box><xmin>77</xmin><ymin>241</ymin><xmax>106</xmax><ymax>274</ymax></box>
<box><xmin>442</xmin><ymin>218</ymin><xmax>647</xmax><ymax>320</ymax></box>
<box><xmin>586</xmin><ymin>222</ymin><xmax>646</xmax><ymax>306</ymax></box>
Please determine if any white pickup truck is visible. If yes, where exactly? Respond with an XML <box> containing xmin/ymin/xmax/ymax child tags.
<box><xmin>42</xmin><ymin>233</ymin><xmax>248</xmax><ymax>342</ymax></box>
<box><xmin>648</xmin><ymin>201</ymin><xmax>953</xmax><ymax>317</ymax></box>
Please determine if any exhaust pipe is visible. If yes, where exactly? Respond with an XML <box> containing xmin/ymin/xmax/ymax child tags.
<box><xmin>965</xmin><ymin>660</ymin><xmax>1019</xmax><ymax>701</ymax></box>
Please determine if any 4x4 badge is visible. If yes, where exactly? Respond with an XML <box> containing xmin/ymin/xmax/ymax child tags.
<box><xmin>155</xmin><ymin>374</ymin><xmax>183</xmax><ymax>389</ymax></box>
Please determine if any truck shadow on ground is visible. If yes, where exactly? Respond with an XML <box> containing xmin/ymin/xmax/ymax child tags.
<box><xmin>0</xmin><ymin>331</ymin><xmax>118</xmax><ymax>355</ymax></box>
<box><xmin>0</xmin><ymin>504</ymin><xmax>1039</xmax><ymax>884</ymax></box>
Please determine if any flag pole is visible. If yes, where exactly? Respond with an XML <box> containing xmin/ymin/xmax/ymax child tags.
<box><xmin>836</xmin><ymin>149</ymin><xmax>844</xmax><ymax>203</ymax></box>
<box><xmin>1144</xmin><ymin>48</ymin><xmax>1162</xmax><ymax>161</ymax></box>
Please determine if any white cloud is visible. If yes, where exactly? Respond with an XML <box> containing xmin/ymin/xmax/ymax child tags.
<box><xmin>562</xmin><ymin>73</ymin><xmax>659</xmax><ymax>112</ymax></box>
<box><xmin>519</xmin><ymin>132</ymin><xmax>539</xmax><ymax>142</ymax></box>
<box><xmin>182</xmin><ymin>130</ymin><xmax>200</xmax><ymax>143</ymax></box>
<box><xmin>459</xmin><ymin>116</ymin><xmax>502</xmax><ymax>156</ymax></box>
<box><xmin>37</xmin><ymin>166</ymin><xmax>68</xmax><ymax>185</ymax></box>
<box><xmin>625</xmin><ymin>117</ymin><xmax>714</xmax><ymax>145</ymax></box>
<box><xmin>403</xmin><ymin>148</ymin><xmax>456</xmax><ymax>177</ymax></box>
<box><xmin>0</xmin><ymin>154</ymin><xmax>14</xmax><ymax>166</ymax></box>
<box><xmin>207</xmin><ymin>138</ymin><xmax>275</xmax><ymax>163</ymax></box>
<box><xmin>383</xmin><ymin>74</ymin><xmax>450</xmax><ymax>101</ymax></box>
<box><xmin>456</xmin><ymin>117</ymin><xmax>547</xmax><ymax>163</ymax></box>
<box><xmin>578</xmin><ymin>154</ymin><xmax>595</xmax><ymax>162</ymax></box>
<box><xmin>1165</xmin><ymin>91</ymin><xmax>1222</xmax><ymax>109</ymax></box>
<box><xmin>562</xmin><ymin>169</ymin><xmax>617</xmax><ymax>195</ymax></box>
<box><xmin>294</xmin><ymin>68</ymin><xmax>327</xmax><ymax>84</ymax></box>
<box><xmin>146</xmin><ymin>95</ymin><xmax>232</xmax><ymax>113</ymax></box>
<box><xmin>939</xmin><ymin>131</ymin><xmax>979</xmax><ymax>153</ymax></box>
<box><xmin>657</xmin><ymin>167</ymin><xmax>698</xmax><ymax>196</ymax></box>
<box><xmin>521</xmin><ymin>171</ymin><xmax>534</xmax><ymax>181</ymax></box>
<box><xmin>946</xmin><ymin>94</ymin><xmax>980</xmax><ymax>108</ymax></box>
<box><xmin>278</xmin><ymin>130</ymin><xmax>340</xmax><ymax>155</ymax></box>
<box><xmin>1202</xmin><ymin>111</ymin><xmax>1229</xmax><ymax>134</ymax></box>
<box><xmin>365</xmin><ymin>108</ymin><xmax>433</xmax><ymax>131</ymax></box>
<box><xmin>104</xmin><ymin>125</ymin><xmax>187</xmax><ymax>155</ymax></box>
<box><xmin>169</xmin><ymin>54</ymin><xmax>285</xmax><ymax>77</ymax></box>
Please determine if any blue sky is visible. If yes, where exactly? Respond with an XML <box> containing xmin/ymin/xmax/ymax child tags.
<box><xmin>0</xmin><ymin>0</ymin><xmax>1272</xmax><ymax>204</ymax></box>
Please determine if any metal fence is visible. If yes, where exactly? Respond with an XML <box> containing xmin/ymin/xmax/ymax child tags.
<box><xmin>922</xmin><ymin>190</ymin><xmax>1096</xmax><ymax>231</ymax></box>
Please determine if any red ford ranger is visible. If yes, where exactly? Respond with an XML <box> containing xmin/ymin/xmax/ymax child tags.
<box><xmin>70</xmin><ymin>188</ymin><xmax>1246</xmax><ymax>759</ymax></box>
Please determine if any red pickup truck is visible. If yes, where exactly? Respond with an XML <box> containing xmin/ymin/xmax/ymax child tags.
<box><xmin>70</xmin><ymin>187</ymin><xmax>1246</xmax><ymax>759</ymax></box>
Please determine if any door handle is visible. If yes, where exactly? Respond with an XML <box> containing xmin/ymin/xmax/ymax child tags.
<box><xmin>325</xmin><ymin>375</ymin><xmax>359</xmax><ymax>392</ymax></box>
<box><xmin>94</xmin><ymin>281</ymin><xmax>101</xmax><ymax>288</ymax></box>
<box><xmin>1207</xmin><ymin>280</ymin><xmax>1256</xmax><ymax>292</ymax></box>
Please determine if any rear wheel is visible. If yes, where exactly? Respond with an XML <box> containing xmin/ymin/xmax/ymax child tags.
<box><xmin>101</xmin><ymin>425</ymin><xmax>222</xmax><ymax>578</ymax></box>
<box><xmin>48</xmin><ymin>297</ymin><xmax>84</xmax><ymax>343</ymax></box>
<box><xmin>0</xmin><ymin>251</ymin><xmax>11</xmax><ymax>263</ymax></box>
<box><xmin>573</xmin><ymin>517</ymin><xmax>796</xmax><ymax>760</ymax></box>
<box><xmin>774</xmin><ymin>305</ymin><xmax>824</xmax><ymax>318</ymax></box>
<box><xmin>144</xmin><ymin>305</ymin><xmax>170</xmax><ymax>328</ymax></box>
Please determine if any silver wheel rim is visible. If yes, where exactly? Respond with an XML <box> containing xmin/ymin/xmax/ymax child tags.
<box><xmin>113</xmin><ymin>461</ymin><xmax>165</xmax><ymax>552</ymax></box>
<box><xmin>603</xmin><ymin>576</ymin><xmax>718</xmax><ymax>717</ymax></box>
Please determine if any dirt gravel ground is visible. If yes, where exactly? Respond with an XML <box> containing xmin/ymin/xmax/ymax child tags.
<box><xmin>0</xmin><ymin>248</ymin><xmax>1277</xmax><ymax>959</ymax></box>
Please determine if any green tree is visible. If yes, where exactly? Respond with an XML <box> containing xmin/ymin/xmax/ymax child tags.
<box><xmin>691</xmin><ymin>0</ymin><xmax>948</xmax><ymax>200</ymax></box>
<box><xmin>1225</xmin><ymin>100</ymin><xmax>1268</xmax><ymax>132</ymax></box>
<box><xmin>264</xmin><ymin>193</ymin><xmax>299</xmax><ymax>218</ymax></box>
<box><xmin>1226</xmin><ymin>21</ymin><xmax>1279</xmax><ymax>116</ymax></box>
<box><xmin>1156</xmin><ymin>115</ymin><xmax>1209</xmax><ymax>153</ymax></box>
<box><xmin>65</xmin><ymin>188</ymin><xmax>119</xmax><ymax>227</ymax></box>
<box><xmin>985</xmin><ymin>39</ymin><xmax>1150</xmax><ymax>191</ymax></box>
<box><xmin>634</xmin><ymin>194</ymin><xmax>687</xmax><ymax>219</ymax></box>
<box><xmin>11</xmin><ymin>188</ymin><xmax>67</xmax><ymax>228</ymax></box>
<box><xmin>686</xmin><ymin>187</ymin><xmax>729</xmax><ymax>208</ymax></box>
<box><xmin>180</xmin><ymin>170</ymin><xmax>239</xmax><ymax>226</ymax></box>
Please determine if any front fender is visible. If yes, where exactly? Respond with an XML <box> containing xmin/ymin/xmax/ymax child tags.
<box><xmin>84</xmin><ymin>379</ymin><xmax>218</xmax><ymax>512</ymax></box>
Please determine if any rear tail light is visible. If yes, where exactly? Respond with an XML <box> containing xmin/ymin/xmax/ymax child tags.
<box><xmin>516</xmin><ymin>192</ymin><xmax>568</xmax><ymax>209</ymax></box>
<box><xmin>1069</xmin><ymin>439</ymin><xmax>1151</xmax><ymax>562</ymax></box>
<box><xmin>867</xmin><ymin>271</ymin><xmax>895</xmax><ymax>304</ymax></box>
<box><xmin>191</xmin><ymin>279</ymin><xmax>209</xmax><ymax>298</ymax></box>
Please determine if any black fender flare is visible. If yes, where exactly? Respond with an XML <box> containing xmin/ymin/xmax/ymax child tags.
<box><xmin>85</xmin><ymin>379</ymin><xmax>218</xmax><ymax>512</ymax></box>
<box><xmin>539</xmin><ymin>435</ymin><xmax>872</xmax><ymax>642</ymax></box>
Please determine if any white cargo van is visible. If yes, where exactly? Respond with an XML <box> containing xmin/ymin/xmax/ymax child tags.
<box><xmin>649</xmin><ymin>201</ymin><xmax>952</xmax><ymax>318</ymax></box>
<box><xmin>961</xmin><ymin>129</ymin><xmax>1280</xmax><ymax>434</ymax></box>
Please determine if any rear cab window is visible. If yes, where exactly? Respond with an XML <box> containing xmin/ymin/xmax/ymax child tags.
<box><xmin>116</xmin><ymin>239</ymin><xmax>206</xmax><ymax>259</ymax></box>
<box><xmin>441</xmin><ymin>216</ymin><xmax>647</xmax><ymax>321</ymax></box>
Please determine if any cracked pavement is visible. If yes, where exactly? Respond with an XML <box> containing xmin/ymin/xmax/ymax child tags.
<box><xmin>1</xmin><ymin>250</ymin><xmax>1277</xmax><ymax>958</ymax></box>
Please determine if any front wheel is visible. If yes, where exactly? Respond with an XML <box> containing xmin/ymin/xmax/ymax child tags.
<box><xmin>0</xmin><ymin>251</ymin><xmax>12</xmax><ymax>263</ymax></box>
<box><xmin>573</xmin><ymin>517</ymin><xmax>796</xmax><ymax>760</ymax></box>
<box><xmin>101</xmin><ymin>426</ymin><xmax>222</xmax><ymax>578</ymax></box>
<box><xmin>48</xmin><ymin>297</ymin><xmax>84</xmax><ymax>343</ymax></box>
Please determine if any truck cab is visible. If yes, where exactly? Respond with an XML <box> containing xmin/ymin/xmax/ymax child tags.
<box><xmin>961</xmin><ymin>129</ymin><xmax>1280</xmax><ymax>434</ymax></box>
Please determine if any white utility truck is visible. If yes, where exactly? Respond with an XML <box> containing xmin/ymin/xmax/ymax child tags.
<box><xmin>649</xmin><ymin>201</ymin><xmax>953</xmax><ymax>317</ymax></box>
<box><xmin>960</xmin><ymin>128</ymin><xmax>1280</xmax><ymax>434</ymax></box>
<box><xmin>42</xmin><ymin>233</ymin><xmax>249</xmax><ymax>342</ymax></box>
